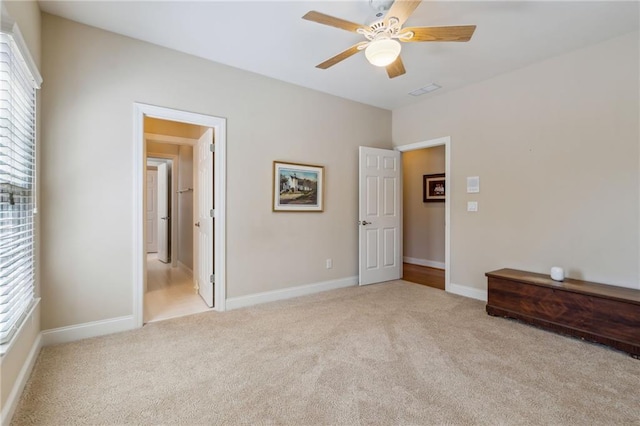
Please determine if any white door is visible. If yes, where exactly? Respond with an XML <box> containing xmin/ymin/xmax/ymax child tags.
<box><xmin>146</xmin><ymin>169</ymin><xmax>158</xmax><ymax>253</ymax></box>
<box><xmin>157</xmin><ymin>162</ymin><xmax>170</xmax><ymax>263</ymax></box>
<box><xmin>358</xmin><ymin>146</ymin><xmax>402</xmax><ymax>285</ymax></box>
<box><xmin>194</xmin><ymin>128</ymin><xmax>214</xmax><ymax>307</ymax></box>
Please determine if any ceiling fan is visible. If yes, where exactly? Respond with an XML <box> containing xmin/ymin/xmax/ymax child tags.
<box><xmin>302</xmin><ymin>0</ymin><xmax>476</xmax><ymax>79</ymax></box>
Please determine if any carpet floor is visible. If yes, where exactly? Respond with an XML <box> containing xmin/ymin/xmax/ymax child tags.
<box><xmin>11</xmin><ymin>281</ymin><xmax>640</xmax><ymax>425</ymax></box>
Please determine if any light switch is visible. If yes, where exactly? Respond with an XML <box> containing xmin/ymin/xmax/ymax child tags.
<box><xmin>467</xmin><ymin>201</ymin><xmax>478</xmax><ymax>212</ymax></box>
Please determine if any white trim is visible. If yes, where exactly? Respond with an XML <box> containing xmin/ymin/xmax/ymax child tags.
<box><xmin>395</xmin><ymin>137</ymin><xmax>450</xmax><ymax>153</ymax></box>
<box><xmin>403</xmin><ymin>257</ymin><xmax>445</xmax><ymax>270</ymax></box>
<box><xmin>145</xmin><ymin>151</ymin><xmax>179</xmax><ymax>268</ymax></box>
<box><xmin>0</xmin><ymin>298</ymin><xmax>40</xmax><ymax>356</ymax></box>
<box><xmin>226</xmin><ymin>276</ymin><xmax>358</xmax><ymax>310</ymax></box>
<box><xmin>178</xmin><ymin>261</ymin><xmax>193</xmax><ymax>277</ymax></box>
<box><xmin>394</xmin><ymin>136</ymin><xmax>452</xmax><ymax>294</ymax></box>
<box><xmin>448</xmin><ymin>283</ymin><xmax>487</xmax><ymax>302</ymax></box>
<box><xmin>0</xmin><ymin>11</ymin><xmax>42</xmax><ymax>88</ymax></box>
<box><xmin>145</xmin><ymin>133</ymin><xmax>198</xmax><ymax>146</ymax></box>
<box><xmin>134</xmin><ymin>103</ymin><xmax>227</xmax><ymax>329</ymax></box>
<box><xmin>0</xmin><ymin>333</ymin><xmax>41</xmax><ymax>426</ymax></box>
<box><xmin>41</xmin><ymin>315</ymin><xmax>135</xmax><ymax>346</ymax></box>
<box><xmin>133</xmin><ymin>105</ymin><xmax>145</xmax><ymax>328</ymax></box>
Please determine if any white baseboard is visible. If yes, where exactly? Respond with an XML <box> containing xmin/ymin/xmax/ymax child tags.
<box><xmin>1</xmin><ymin>333</ymin><xmax>41</xmax><ymax>426</ymax></box>
<box><xmin>178</xmin><ymin>261</ymin><xmax>193</xmax><ymax>277</ymax></box>
<box><xmin>403</xmin><ymin>257</ymin><xmax>445</xmax><ymax>270</ymax></box>
<box><xmin>226</xmin><ymin>276</ymin><xmax>358</xmax><ymax>310</ymax></box>
<box><xmin>41</xmin><ymin>315</ymin><xmax>135</xmax><ymax>346</ymax></box>
<box><xmin>447</xmin><ymin>282</ymin><xmax>487</xmax><ymax>302</ymax></box>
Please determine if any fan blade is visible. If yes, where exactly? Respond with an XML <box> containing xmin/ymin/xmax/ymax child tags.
<box><xmin>302</xmin><ymin>11</ymin><xmax>365</xmax><ymax>33</ymax></box>
<box><xmin>385</xmin><ymin>0</ymin><xmax>422</xmax><ymax>27</ymax></box>
<box><xmin>386</xmin><ymin>56</ymin><xmax>406</xmax><ymax>79</ymax></box>
<box><xmin>400</xmin><ymin>25</ymin><xmax>476</xmax><ymax>42</ymax></box>
<box><xmin>316</xmin><ymin>42</ymin><xmax>367</xmax><ymax>69</ymax></box>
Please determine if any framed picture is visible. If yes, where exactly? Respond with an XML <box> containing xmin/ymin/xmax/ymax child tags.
<box><xmin>423</xmin><ymin>173</ymin><xmax>445</xmax><ymax>202</ymax></box>
<box><xmin>273</xmin><ymin>161</ymin><xmax>324</xmax><ymax>212</ymax></box>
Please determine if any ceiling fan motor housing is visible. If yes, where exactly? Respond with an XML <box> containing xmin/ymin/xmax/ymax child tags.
<box><xmin>369</xmin><ymin>0</ymin><xmax>394</xmax><ymax>13</ymax></box>
<box><xmin>368</xmin><ymin>0</ymin><xmax>394</xmax><ymax>23</ymax></box>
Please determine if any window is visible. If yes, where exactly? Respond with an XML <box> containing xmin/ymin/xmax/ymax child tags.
<box><xmin>0</xmin><ymin>23</ymin><xmax>41</xmax><ymax>346</ymax></box>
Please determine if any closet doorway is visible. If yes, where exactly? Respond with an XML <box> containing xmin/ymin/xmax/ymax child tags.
<box><xmin>134</xmin><ymin>103</ymin><xmax>227</xmax><ymax>328</ymax></box>
<box><xmin>144</xmin><ymin>119</ymin><xmax>209</xmax><ymax>323</ymax></box>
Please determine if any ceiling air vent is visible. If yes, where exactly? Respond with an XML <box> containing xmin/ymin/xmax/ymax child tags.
<box><xmin>409</xmin><ymin>83</ymin><xmax>441</xmax><ymax>96</ymax></box>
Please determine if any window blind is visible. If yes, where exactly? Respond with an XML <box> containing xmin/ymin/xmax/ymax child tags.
<box><xmin>0</xmin><ymin>32</ymin><xmax>37</xmax><ymax>345</ymax></box>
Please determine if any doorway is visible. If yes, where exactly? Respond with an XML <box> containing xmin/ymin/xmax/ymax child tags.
<box><xmin>396</xmin><ymin>137</ymin><xmax>451</xmax><ymax>292</ymax></box>
<box><xmin>146</xmin><ymin>157</ymin><xmax>173</xmax><ymax>264</ymax></box>
<box><xmin>145</xmin><ymin>135</ymin><xmax>210</xmax><ymax>323</ymax></box>
<box><xmin>400</xmin><ymin>145</ymin><xmax>446</xmax><ymax>290</ymax></box>
<box><xmin>357</xmin><ymin>137</ymin><xmax>451</xmax><ymax>291</ymax></box>
<box><xmin>133</xmin><ymin>103</ymin><xmax>227</xmax><ymax>328</ymax></box>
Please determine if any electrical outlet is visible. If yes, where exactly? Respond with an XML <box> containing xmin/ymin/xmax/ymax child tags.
<box><xmin>326</xmin><ymin>259</ymin><xmax>333</xmax><ymax>269</ymax></box>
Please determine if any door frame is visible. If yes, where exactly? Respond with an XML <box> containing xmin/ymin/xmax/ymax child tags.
<box><xmin>133</xmin><ymin>103</ymin><xmax>227</xmax><ymax>327</ymax></box>
<box><xmin>395</xmin><ymin>136</ymin><xmax>451</xmax><ymax>292</ymax></box>
<box><xmin>146</xmin><ymin>154</ymin><xmax>178</xmax><ymax>268</ymax></box>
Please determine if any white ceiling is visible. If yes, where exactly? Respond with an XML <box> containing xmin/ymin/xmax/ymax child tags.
<box><xmin>38</xmin><ymin>1</ymin><xmax>639</xmax><ymax>110</ymax></box>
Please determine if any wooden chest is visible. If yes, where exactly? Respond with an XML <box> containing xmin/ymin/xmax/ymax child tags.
<box><xmin>485</xmin><ymin>268</ymin><xmax>640</xmax><ymax>357</ymax></box>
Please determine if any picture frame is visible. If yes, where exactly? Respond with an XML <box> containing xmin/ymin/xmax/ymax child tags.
<box><xmin>423</xmin><ymin>173</ymin><xmax>445</xmax><ymax>203</ymax></box>
<box><xmin>273</xmin><ymin>161</ymin><xmax>324</xmax><ymax>212</ymax></box>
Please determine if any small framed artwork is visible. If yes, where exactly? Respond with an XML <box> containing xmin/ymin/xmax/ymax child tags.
<box><xmin>423</xmin><ymin>173</ymin><xmax>445</xmax><ymax>202</ymax></box>
<box><xmin>273</xmin><ymin>161</ymin><xmax>324</xmax><ymax>212</ymax></box>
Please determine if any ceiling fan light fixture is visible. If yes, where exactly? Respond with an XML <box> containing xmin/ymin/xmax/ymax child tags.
<box><xmin>364</xmin><ymin>38</ymin><xmax>401</xmax><ymax>67</ymax></box>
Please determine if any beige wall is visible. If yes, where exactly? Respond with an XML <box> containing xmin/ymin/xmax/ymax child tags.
<box><xmin>402</xmin><ymin>146</ymin><xmax>445</xmax><ymax>265</ymax></box>
<box><xmin>1</xmin><ymin>0</ymin><xmax>41</xmax><ymax>415</ymax></box>
<box><xmin>0</xmin><ymin>306</ymin><xmax>40</xmax><ymax>413</ymax></box>
<box><xmin>4</xmin><ymin>0</ymin><xmax>40</xmax><ymax>65</ymax></box>
<box><xmin>393</xmin><ymin>31</ymin><xmax>640</xmax><ymax>292</ymax></box>
<box><xmin>178</xmin><ymin>145</ymin><xmax>194</xmax><ymax>269</ymax></box>
<box><xmin>40</xmin><ymin>14</ymin><xmax>392</xmax><ymax>330</ymax></box>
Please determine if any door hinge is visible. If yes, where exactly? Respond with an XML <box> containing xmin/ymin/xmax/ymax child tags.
<box><xmin>210</xmin><ymin>144</ymin><xmax>214</xmax><ymax>152</ymax></box>
<box><xmin>210</xmin><ymin>209</ymin><xmax>215</xmax><ymax>217</ymax></box>
<box><xmin>210</xmin><ymin>274</ymin><xmax>214</xmax><ymax>283</ymax></box>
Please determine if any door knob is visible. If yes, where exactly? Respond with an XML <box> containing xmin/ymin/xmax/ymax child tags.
<box><xmin>194</xmin><ymin>222</ymin><xmax>200</xmax><ymax>227</ymax></box>
<box><xmin>359</xmin><ymin>220</ymin><xmax>371</xmax><ymax>226</ymax></box>
<box><xmin>161</xmin><ymin>216</ymin><xmax>170</xmax><ymax>220</ymax></box>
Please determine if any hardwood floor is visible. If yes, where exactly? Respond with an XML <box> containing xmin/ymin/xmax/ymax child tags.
<box><xmin>402</xmin><ymin>263</ymin><xmax>445</xmax><ymax>290</ymax></box>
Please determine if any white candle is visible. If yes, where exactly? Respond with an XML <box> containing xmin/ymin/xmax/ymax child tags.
<box><xmin>550</xmin><ymin>267</ymin><xmax>564</xmax><ymax>282</ymax></box>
